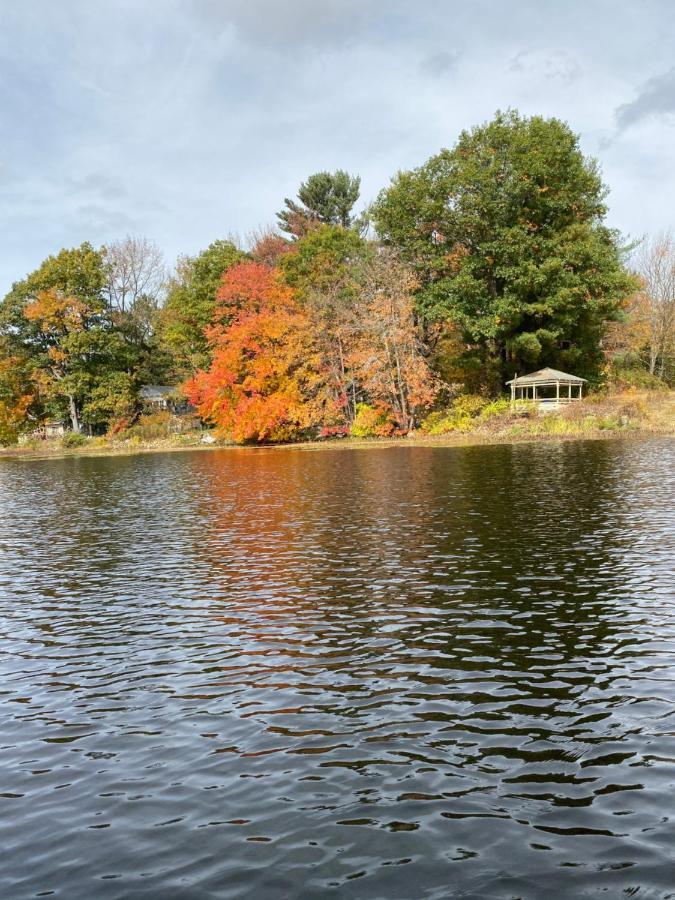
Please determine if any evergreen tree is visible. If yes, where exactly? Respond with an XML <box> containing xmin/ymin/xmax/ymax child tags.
<box><xmin>277</xmin><ymin>170</ymin><xmax>361</xmax><ymax>237</ymax></box>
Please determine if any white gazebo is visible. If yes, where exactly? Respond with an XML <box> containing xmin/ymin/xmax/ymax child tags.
<box><xmin>507</xmin><ymin>367</ymin><xmax>586</xmax><ymax>407</ymax></box>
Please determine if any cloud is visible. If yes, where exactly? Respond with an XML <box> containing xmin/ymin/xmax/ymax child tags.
<box><xmin>420</xmin><ymin>50</ymin><xmax>460</xmax><ymax>77</ymax></box>
<box><xmin>75</xmin><ymin>204</ymin><xmax>138</xmax><ymax>234</ymax></box>
<box><xmin>66</xmin><ymin>173</ymin><xmax>128</xmax><ymax>202</ymax></box>
<box><xmin>509</xmin><ymin>49</ymin><xmax>582</xmax><ymax>83</ymax></box>
<box><xmin>189</xmin><ymin>0</ymin><xmax>379</xmax><ymax>50</ymax></box>
<box><xmin>615</xmin><ymin>66</ymin><xmax>675</xmax><ymax>131</ymax></box>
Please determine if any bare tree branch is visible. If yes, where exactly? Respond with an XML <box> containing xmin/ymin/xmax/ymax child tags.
<box><xmin>103</xmin><ymin>236</ymin><xmax>167</xmax><ymax>314</ymax></box>
<box><xmin>634</xmin><ymin>231</ymin><xmax>675</xmax><ymax>377</ymax></box>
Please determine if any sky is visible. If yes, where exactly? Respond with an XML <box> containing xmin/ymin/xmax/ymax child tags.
<box><xmin>2</xmin><ymin>0</ymin><xmax>675</xmax><ymax>295</ymax></box>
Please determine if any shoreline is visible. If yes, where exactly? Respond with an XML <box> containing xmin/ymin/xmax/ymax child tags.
<box><xmin>2</xmin><ymin>390</ymin><xmax>673</xmax><ymax>462</ymax></box>
<box><xmin>2</xmin><ymin>422</ymin><xmax>673</xmax><ymax>463</ymax></box>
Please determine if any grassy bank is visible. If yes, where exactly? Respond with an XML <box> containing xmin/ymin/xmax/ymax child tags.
<box><xmin>1</xmin><ymin>390</ymin><xmax>673</xmax><ymax>462</ymax></box>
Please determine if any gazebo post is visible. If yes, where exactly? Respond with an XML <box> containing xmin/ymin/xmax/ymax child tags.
<box><xmin>556</xmin><ymin>380</ymin><xmax>559</xmax><ymax>404</ymax></box>
<box><xmin>568</xmin><ymin>383</ymin><xmax>571</xmax><ymax>400</ymax></box>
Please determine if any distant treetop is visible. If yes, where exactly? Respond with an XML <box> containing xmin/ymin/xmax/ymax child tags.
<box><xmin>277</xmin><ymin>170</ymin><xmax>361</xmax><ymax>237</ymax></box>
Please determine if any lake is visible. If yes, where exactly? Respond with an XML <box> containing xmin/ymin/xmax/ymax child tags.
<box><xmin>1</xmin><ymin>438</ymin><xmax>674</xmax><ymax>899</ymax></box>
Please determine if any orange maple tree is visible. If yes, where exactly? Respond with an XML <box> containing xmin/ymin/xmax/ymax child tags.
<box><xmin>185</xmin><ymin>262</ymin><xmax>339</xmax><ymax>443</ymax></box>
<box><xmin>0</xmin><ymin>353</ymin><xmax>34</xmax><ymax>444</ymax></box>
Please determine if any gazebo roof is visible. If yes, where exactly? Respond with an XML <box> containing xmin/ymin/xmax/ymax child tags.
<box><xmin>506</xmin><ymin>367</ymin><xmax>587</xmax><ymax>386</ymax></box>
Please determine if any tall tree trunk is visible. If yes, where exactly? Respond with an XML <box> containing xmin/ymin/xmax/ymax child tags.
<box><xmin>336</xmin><ymin>333</ymin><xmax>354</xmax><ymax>423</ymax></box>
<box><xmin>649</xmin><ymin>343</ymin><xmax>657</xmax><ymax>375</ymax></box>
<box><xmin>67</xmin><ymin>395</ymin><xmax>81</xmax><ymax>433</ymax></box>
<box><xmin>392</xmin><ymin>340</ymin><xmax>410</xmax><ymax>431</ymax></box>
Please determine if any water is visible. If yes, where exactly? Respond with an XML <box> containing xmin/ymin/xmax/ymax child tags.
<box><xmin>0</xmin><ymin>438</ymin><xmax>674</xmax><ymax>899</ymax></box>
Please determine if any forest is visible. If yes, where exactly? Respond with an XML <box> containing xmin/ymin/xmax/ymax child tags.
<box><xmin>1</xmin><ymin>110</ymin><xmax>673</xmax><ymax>446</ymax></box>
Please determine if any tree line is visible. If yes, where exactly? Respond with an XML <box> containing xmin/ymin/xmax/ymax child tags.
<box><xmin>1</xmin><ymin>110</ymin><xmax>673</xmax><ymax>445</ymax></box>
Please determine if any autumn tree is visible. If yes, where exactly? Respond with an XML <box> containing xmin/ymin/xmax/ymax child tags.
<box><xmin>372</xmin><ymin>110</ymin><xmax>635</xmax><ymax>389</ymax></box>
<box><xmin>347</xmin><ymin>249</ymin><xmax>438</xmax><ymax>431</ymax></box>
<box><xmin>0</xmin><ymin>344</ymin><xmax>33</xmax><ymax>445</ymax></box>
<box><xmin>185</xmin><ymin>262</ymin><xmax>338</xmax><ymax>443</ymax></box>
<box><xmin>248</xmin><ymin>228</ymin><xmax>291</xmax><ymax>267</ymax></box>
<box><xmin>23</xmin><ymin>288</ymin><xmax>131</xmax><ymax>432</ymax></box>
<box><xmin>633</xmin><ymin>232</ymin><xmax>675</xmax><ymax>379</ymax></box>
<box><xmin>0</xmin><ymin>243</ymin><xmax>133</xmax><ymax>433</ymax></box>
<box><xmin>277</xmin><ymin>170</ymin><xmax>361</xmax><ymax>237</ymax></box>
<box><xmin>281</xmin><ymin>224</ymin><xmax>368</xmax><ymax>421</ymax></box>
<box><xmin>0</xmin><ymin>242</ymin><xmax>107</xmax><ymax>349</ymax></box>
<box><xmin>158</xmin><ymin>239</ymin><xmax>245</xmax><ymax>376</ymax></box>
<box><xmin>0</xmin><ymin>242</ymin><xmax>153</xmax><ymax>435</ymax></box>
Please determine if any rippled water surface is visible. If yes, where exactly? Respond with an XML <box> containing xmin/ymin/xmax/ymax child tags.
<box><xmin>1</xmin><ymin>439</ymin><xmax>674</xmax><ymax>898</ymax></box>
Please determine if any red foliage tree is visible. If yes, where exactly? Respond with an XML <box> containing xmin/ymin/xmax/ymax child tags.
<box><xmin>185</xmin><ymin>262</ymin><xmax>338</xmax><ymax>443</ymax></box>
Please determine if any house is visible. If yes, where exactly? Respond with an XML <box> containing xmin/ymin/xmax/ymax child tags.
<box><xmin>18</xmin><ymin>420</ymin><xmax>66</xmax><ymax>443</ymax></box>
<box><xmin>139</xmin><ymin>385</ymin><xmax>194</xmax><ymax>414</ymax></box>
<box><xmin>44</xmin><ymin>421</ymin><xmax>67</xmax><ymax>438</ymax></box>
<box><xmin>506</xmin><ymin>368</ymin><xmax>586</xmax><ymax>408</ymax></box>
<box><xmin>140</xmin><ymin>385</ymin><xmax>177</xmax><ymax>410</ymax></box>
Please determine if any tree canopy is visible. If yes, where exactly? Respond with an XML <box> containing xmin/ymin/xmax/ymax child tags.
<box><xmin>0</xmin><ymin>242</ymin><xmax>165</xmax><ymax>433</ymax></box>
<box><xmin>372</xmin><ymin>110</ymin><xmax>636</xmax><ymax>386</ymax></box>
<box><xmin>158</xmin><ymin>239</ymin><xmax>246</xmax><ymax>377</ymax></box>
<box><xmin>1</xmin><ymin>110</ymin><xmax>662</xmax><ymax>446</ymax></box>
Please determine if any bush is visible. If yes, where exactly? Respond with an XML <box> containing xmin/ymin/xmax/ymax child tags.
<box><xmin>453</xmin><ymin>394</ymin><xmax>487</xmax><ymax>418</ymax></box>
<box><xmin>478</xmin><ymin>397</ymin><xmax>511</xmax><ymax>422</ymax></box>
<box><xmin>421</xmin><ymin>394</ymin><xmax>491</xmax><ymax>434</ymax></box>
<box><xmin>608</xmin><ymin>365</ymin><xmax>669</xmax><ymax>392</ymax></box>
<box><xmin>350</xmin><ymin>403</ymin><xmax>396</xmax><ymax>438</ymax></box>
<box><xmin>420</xmin><ymin>410</ymin><xmax>456</xmax><ymax>435</ymax></box>
<box><xmin>62</xmin><ymin>432</ymin><xmax>87</xmax><ymax>448</ymax></box>
<box><xmin>111</xmin><ymin>411</ymin><xmax>184</xmax><ymax>443</ymax></box>
<box><xmin>318</xmin><ymin>424</ymin><xmax>349</xmax><ymax>440</ymax></box>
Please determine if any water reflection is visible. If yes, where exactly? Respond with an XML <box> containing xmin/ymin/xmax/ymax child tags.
<box><xmin>0</xmin><ymin>439</ymin><xmax>674</xmax><ymax>898</ymax></box>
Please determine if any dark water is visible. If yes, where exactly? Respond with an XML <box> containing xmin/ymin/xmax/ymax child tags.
<box><xmin>1</xmin><ymin>439</ymin><xmax>674</xmax><ymax>899</ymax></box>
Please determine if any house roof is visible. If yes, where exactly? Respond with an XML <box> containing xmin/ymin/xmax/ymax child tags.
<box><xmin>140</xmin><ymin>384</ymin><xmax>175</xmax><ymax>398</ymax></box>
<box><xmin>506</xmin><ymin>367</ymin><xmax>587</xmax><ymax>386</ymax></box>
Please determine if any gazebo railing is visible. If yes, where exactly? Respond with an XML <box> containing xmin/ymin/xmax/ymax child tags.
<box><xmin>510</xmin><ymin>382</ymin><xmax>584</xmax><ymax>404</ymax></box>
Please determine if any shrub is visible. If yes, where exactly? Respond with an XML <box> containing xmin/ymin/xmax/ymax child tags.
<box><xmin>453</xmin><ymin>394</ymin><xmax>487</xmax><ymax>418</ymax></box>
<box><xmin>350</xmin><ymin>403</ymin><xmax>396</xmax><ymax>438</ymax></box>
<box><xmin>318</xmin><ymin>424</ymin><xmax>349</xmax><ymax>439</ymax></box>
<box><xmin>17</xmin><ymin>436</ymin><xmax>42</xmax><ymax>451</ymax></box>
<box><xmin>478</xmin><ymin>397</ymin><xmax>511</xmax><ymax>422</ymax></box>
<box><xmin>112</xmin><ymin>411</ymin><xmax>181</xmax><ymax>443</ymax></box>
<box><xmin>62</xmin><ymin>432</ymin><xmax>87</xmax><ymax>448</ymax></box>
<box><xmin>106</xmin><ymin>417</ymin><xmax>132</xmax><ymax>437</ymax></box>
<box><xmin>420</xmin><ymin>410</ymin><xmax>457</xmax><ymax>435</ymax></box>
<box><xmin>421</xmin><ymin>394</ymin><xmax>491</xmax><ymax>434</ymax></box>
<box><xmin>608</xmin><ymin>363</ymin><xmax>669</xmax><ymax>392</ymax></box>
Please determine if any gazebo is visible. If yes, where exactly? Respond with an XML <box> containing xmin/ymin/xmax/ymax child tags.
<box><xmin>506</xmin><ymin>367</ymin><xmax>586</xmax><ymax>407</ymax></box>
